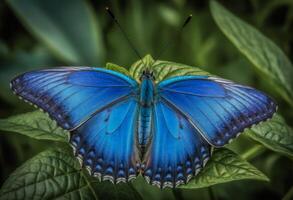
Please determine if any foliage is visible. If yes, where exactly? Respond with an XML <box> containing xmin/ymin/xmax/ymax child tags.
<box><xmin>210</xmin><ymin>1</ymin><xmax>293</xmax><ymax>106</ymax></box>
<box><xmin>6</xmin><ymin>0</ymin><xmax>104</xmax><ymax>65</ymax></box>
<box><xmin>180</xmin><ymin>149</ymin><xmax>268</xmax><ymax>189</ymax></box>
<box><xmin>247</xmin><ymin>114</ymin><xmax>293</xmax><ymax>158</ymax></box>
<box><xmin>0</xmin><ymin>0</ymin><xmax>293</xmax><ymax>199</ymax></box>
<box><xmin>0</xmin><ymin>148</ymin><xmax>142</xmax><ymax>200</ymax></box>
<box><xmin>0</xmin><ymin>111</ymin><xmax>68</xmax><ymax>142</ymax></box>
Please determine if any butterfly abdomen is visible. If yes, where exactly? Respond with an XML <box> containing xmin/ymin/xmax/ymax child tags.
<box><xmin>138</xmin><ymin>107</ymin><xmax>152</xmax><ymax>146</ymax></box>
<box><xmin>138</xmin><ymin>77</ymin><xmax>154</xmax><ymax>150</ymax></box>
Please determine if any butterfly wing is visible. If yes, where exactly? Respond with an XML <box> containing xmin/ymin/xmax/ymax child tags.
<box><xmin>10</xmin><ymin>67</ymin><xmax>138</xmax><ymax>130</ymax></box>
<box><xmin>70</xmin><ymin>97</ymin><xmax>140</xmax><ymax>182</ymax></box>
<box><xmin>142</xmin><ymin>99</ymin><xmax>211</xmax><ymax>188</ymax></box>
<box><xmin>158</xmin><ymin>76</ymin><xmax>277</xmax><ymax>147</ymax></box>
<box><xmin>11</xmin><ymin>67</ymin><xmax>141</xmax><ymax>182</ymax></box>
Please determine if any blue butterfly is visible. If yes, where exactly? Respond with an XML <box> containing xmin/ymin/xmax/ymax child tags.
<box><xmin>10</xmin><ymin>62</ymin><xmax>277</xmax><ymax>188</ymax></box>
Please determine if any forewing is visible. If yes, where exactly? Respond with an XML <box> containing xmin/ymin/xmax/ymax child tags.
<box><xmin>158</xmin><ymin>76</ymin><xmax>277</xmax><ymax>146</ymax></box>
<box><xmin>10</xmin><ymin>67</ymin><xmax>138</xmax><ymax>130</ymax></box>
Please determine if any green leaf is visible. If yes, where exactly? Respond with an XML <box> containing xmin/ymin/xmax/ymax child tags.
<box><xmin>0</xmin><ymin>148</ymin><xmax>142</xmax><ymax>200</ymax></box>
<box><xmin>181</xmin><ymin>148</ymin><xmax>269</xmax><ymax>189</ymax></box>
<box><xmin>129</xmin><ymin>54</ymin><xmax>155</xmax><ymax>82</ymax></box>
<box><xmin>0</xmin><ymin>111</ymin><xmax>68</xmax><ymax>142</ymax></box>
<box><xmin>6</xmin><ymin>0</ymin><xmax>104</xmax><ymax>65</ymax></box>
<box><xmin>129</xmin><ymin>54</ymin><xmax>210</xmax><ymax>82</ymax></box>
<box><xmin>246</xmin><ymin>114</ymin><xmax>293</xmax><ymax>158</ymax></box>
<box><xmin>105</xmin><ymin>63</ymin><xmax>130</xmax><ymax>77</ymax></box>
<box><xmin>151</xmin><ymin>61</ymin><xmax>211</xmax><ymax>83</ymax></box>
<box><xmin>210</xmin><ymin>1</ymin><xmax>293</xmax><ymax>105</ymax></box>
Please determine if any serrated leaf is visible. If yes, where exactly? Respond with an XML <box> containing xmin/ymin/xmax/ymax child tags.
<box><xmin>6</xmin><ymin>0</ymin><xmax>104</xmax><ymax>65</ymax></box>
<box><xmin>181</xmin><ymin>148</ymin><xmax>268</xmax><ymax>189</ymax></box>
<box><xmin>0</xmin><ymin>111</ymin><xmax>68</xmax><ymax>142</ymax></box>
<box><xmin>129</xmin><ymin>54</ymin><xmax>210</xmax><ymax>82</ymax></box>
<box><xmin>105</xmin><ymin>63</ymin><xmax>130</xmax><ymax>77</ymax></box>
<box><xmin>246</xmin><ymin>114</ymin><xmax>293</xmax><ymax>158</ymax></box>
<box><xmin>210</xmin><ymin>1</ymin><xmax>293</xmax><ymax>105</ymax></box>
<box><xmin>0</xmin><ymin>148</ymin><xmax>143</xmax><ymax>200</ymax></box>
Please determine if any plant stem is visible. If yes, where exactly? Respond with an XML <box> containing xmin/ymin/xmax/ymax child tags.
<box><xmin>207</xmin><ymin>186</ymin><xmax>217</xmax><ymax>200</ymax></box>
<box><xmin>241</xmin><ymin>144</ymin><xmax>266</xmax><ymax>160</ymax></box>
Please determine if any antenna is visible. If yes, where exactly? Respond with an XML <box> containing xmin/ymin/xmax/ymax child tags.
<box><xmin>155</xmin><ymin>14</ymin><xmax>193</xmax><ymax>61</ymax></box>
<box><xmin>105</xmin><ymin>7</ymin><xmax>143</xmax><ymax>61</ymax></box>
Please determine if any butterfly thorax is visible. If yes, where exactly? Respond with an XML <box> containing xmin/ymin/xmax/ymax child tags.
<box><xmin>139</xmin><ymin>71</ymin><xmax>155</xmax><ymax>106</ymax></box>
<box><xmin>138</xmin><ymin>72</ymin><xmax>155</xmax><ymax>154</ymax></box>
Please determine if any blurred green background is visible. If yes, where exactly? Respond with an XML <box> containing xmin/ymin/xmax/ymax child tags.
<box><xmin>0</xmin><ymin>0</ymin><xmax>293</xmax><ymax>199</ymax></box>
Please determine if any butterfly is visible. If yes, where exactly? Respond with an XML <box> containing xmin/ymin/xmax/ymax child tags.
<box><xmin>10</xmin><ymin>59</ymin><xmax>277</xmax><ymax>189</ymax></box>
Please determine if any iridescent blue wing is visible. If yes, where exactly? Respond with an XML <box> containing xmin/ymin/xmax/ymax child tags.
<box><xmin>10</xmin><ymin>67</ymin><xmax>138</xmax><ymax>130</ymax></box>
<box><xmin>11</xmin><ymin>67</ymin><xmax>141</xmax><ymax>182</ymax></box>
<box><xmin>142</xmin><ymin>100</ymin><xmax>211</xmax><ymax>188</ymax></box>
<box><xmin>158</xmin><ymin>76</ymin><xmax>277</xmax><ymax>147</ymax></box>
<box><xmin>70</xmin><ymin>97</ymin><xmax>140</xmax><ymax>182</ymax></box>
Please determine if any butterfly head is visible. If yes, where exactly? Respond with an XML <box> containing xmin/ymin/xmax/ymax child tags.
<box><xmin>140</xmin><ymin>69</ymin><xmax>155</xmax><ymax>81</ymax></box>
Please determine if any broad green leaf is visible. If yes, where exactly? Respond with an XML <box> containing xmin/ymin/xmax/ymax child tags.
<box><xmin>129</xmin><ymin>54</ymin><xmax>210</xmax><ymax>82</ymax></box>
<box><xmin>181</xmin><ymin>148</ymin><xmax>268</xmax><ymax>189</ymax></box>
<box><xmin>6</xmin><ymin>0</ymin><xmax>104</xmax><ymax>65</ymax></box>
<box><xmin>0</xmin><ymin>111</ymin><xmax>68</xmax><ymax>142</ymax></box>
<box><xmin>0</xmin><ymin>148</ymin><xmax>142</xmax><ymax>200</ymax></box>
<box><xmin>210</xmin><ymin>1</ymin><xmax>293</xmax><ymax>105</ymax></box>
<box><xmin>105</xmin><ymin>63</ymin><xmax>131</xmax><ymax>77</ymax></box>
<box><xmin>246</xmin><ymin>114</ymin><xmax>293</xmax><ymax>158</ymax></box>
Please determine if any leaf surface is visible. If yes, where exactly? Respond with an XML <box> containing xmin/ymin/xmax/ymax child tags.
<box><xmin>105</xmin><ymin>63</ymin><xmax>130</xmax><ymax>77</ymax></box>
<box><xmin>7</xmin><ymin>0</ymin><xmax>104</xmax><ymax>65</ymax></box>
<box><xmin>246</xmin><ymin>114</ymin><xmax>293</xmax><ymax>158</ymax></box>
<box><xmin>210</xmin><ymin>1</ymin><xmax>293</xmax><ymax>105</ymax></box>
<box><xmin>0</xmin><ymin>148</ymin><xmax>142</xmax><ymax>200</ymax></box>
<box><xmin>129</xmin><ymin>54</ymin><xmax>210</xmax><ymax>82</ymax></box>
<box><xmin>181</xmin><ymin>148</ymin><xmax>268</xmax><ymax>189</ymax></box>
<box><xmin>0</xmin><ymin>111</ymin><xmax>68</xmax><ymax>142</ymax></box>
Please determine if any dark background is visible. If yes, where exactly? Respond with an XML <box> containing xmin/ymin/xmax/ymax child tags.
<box><xmin>0</xmin><ymin>0</ymin><xmax>292</xmax><ymax>199</ymax></box>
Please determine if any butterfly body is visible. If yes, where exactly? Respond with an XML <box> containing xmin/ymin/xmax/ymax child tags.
<box><xmin>138</xmin><ymin>71</ymin><xmax>155</xmax><ymax>150</ymax></box>
<box><xmin>10</xmin><ymin>57</ymin><xmax>277</xmax><ymax>188</ymax></box>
